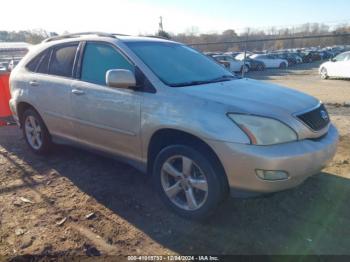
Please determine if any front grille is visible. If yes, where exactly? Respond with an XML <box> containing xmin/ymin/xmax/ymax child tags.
<box><xmin>297</xmin><ymin>104</ymin><xmax>330</xmax><ymax>131</ymax></box>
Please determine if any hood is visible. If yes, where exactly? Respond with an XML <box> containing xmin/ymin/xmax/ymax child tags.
<box><xmin>179</xmin><ymin>78</ymin><xmax>319</xmax><ymax>117</ymax></box>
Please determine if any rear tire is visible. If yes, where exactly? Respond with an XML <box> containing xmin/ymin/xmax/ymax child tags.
<box><xmin>257</xmin><ymin>64</ymin><xmax>265</xmax><ymax>71</ymax></box>
<box><xmin>279</xmin><ymin>62</ymin><xmax>287</xmax><ymax>69</ymax></box>
<box><xmin>22</xmin><ymin>109</ymin><xmax>52</xmax><ymax>154</ymax></box>
<box><xmin>153</xmin><ymin>145</ymin><xmax>227</xmax><ymax>220</ymax></box>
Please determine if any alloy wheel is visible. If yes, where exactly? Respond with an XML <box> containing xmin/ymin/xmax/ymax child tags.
<box><xmin>25</xmin><ymin>115</ymin><xmax>43</xmax><ymax>150</ymax></box>
<box><xmin>321</xmin><ymin>68</ymin><xmax>328</xmax><ymax>79</ymax></box>
<box><xmin>161</xmin><ymin>155</ymin><xmax>208</xmax><ymax>211</ymax></box>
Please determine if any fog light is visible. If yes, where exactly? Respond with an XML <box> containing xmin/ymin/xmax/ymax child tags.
<box><xmin>256</xmin><ymin>170</ymin><xmax>289</xmax><ymax>181</ymax></box>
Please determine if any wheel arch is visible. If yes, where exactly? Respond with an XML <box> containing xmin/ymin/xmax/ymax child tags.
<box><xmin>147</xmin><ymin>128</ymin><xmax>229</xmax><ymax>193</ymax></box>
<box><xmin>17</xmin><ymin>102</ymin><xmax>42</xmax><ymax>127</ymax></box>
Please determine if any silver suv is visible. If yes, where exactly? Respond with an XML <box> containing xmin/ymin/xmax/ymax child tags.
<box><xmin>9</xmin><ymin>32</ymin><xmax>338</xmax><ymax>219</ymax></box>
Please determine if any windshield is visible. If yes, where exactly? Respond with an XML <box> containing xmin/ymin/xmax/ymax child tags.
<box><xmin>125</xmin><ymin>41</ymin><xmax>235</xmax><ymax>87</ymax></box>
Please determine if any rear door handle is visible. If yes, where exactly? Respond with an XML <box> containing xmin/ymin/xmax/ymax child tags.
<box><xmin>29</xmin><ymin>80</ymin><xmax>39</xmax><ymax>86</ymax></box>
<box><xmin>72</xmin><ymin>88</ymin><xmax>85</xmax><ymax>95</ymax></box>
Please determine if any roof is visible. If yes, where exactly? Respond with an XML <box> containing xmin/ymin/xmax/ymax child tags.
<box><xmin>41</xmin><ymin>32</ymin><xmax>175</xmax><ymax>45</ymax></box>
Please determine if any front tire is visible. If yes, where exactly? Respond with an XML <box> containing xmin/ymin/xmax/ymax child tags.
<box><xmin>153</xmin><ymin>145</ymin><xmax>226</xmax><ymax>220</ymax></box>
<box><xmin>241</xmin><ymin>65</ymin><xmax>249</xmax><ymax>73</ymax></box>
<box><xmin>320</xmin><ymin>67</ymin><xmax>329</xmax><ymax>80</ymax></box>
<box><xmin>22</xmin><ymin>109</ymin><xmax>52</xmax><ymax>154</ymax></box>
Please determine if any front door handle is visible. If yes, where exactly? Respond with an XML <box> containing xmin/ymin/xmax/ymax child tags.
<box><xmin>72</xmin><ymin>88</ymin><xmax>85</xmax><ymax>95</ymax></box>
<box><xmin>29</xmin><ymin>80</ymin><xmax>39</xmax><ymax>86</ymax></box>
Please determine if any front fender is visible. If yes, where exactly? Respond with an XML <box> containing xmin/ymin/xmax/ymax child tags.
<box><xmin>140</xmin><ymin>91</ymin><xmax>250</xmax><ymax>160</ymax></box>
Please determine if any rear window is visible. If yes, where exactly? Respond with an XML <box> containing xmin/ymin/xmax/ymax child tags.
<box><xmin>48</xmin><ymin>44</ymin><xmax>78</xmax><ymax>78</ymax></box>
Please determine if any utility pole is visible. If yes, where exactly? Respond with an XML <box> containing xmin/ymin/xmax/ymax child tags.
<box><xmin>242</xmin><ymin>28</ymin><xmax>250</xmax><ymax>78</ymax></box>
<box><xmin>159</xmin><ymin>16</ymin><xmax>164</xmax><ymax>32</ymax></box>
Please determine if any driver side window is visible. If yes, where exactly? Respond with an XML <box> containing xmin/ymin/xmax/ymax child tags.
<box><xmin>81</xmin><ymin>42</ymin><xmax>134</xmax><ymax>85</ymax></box>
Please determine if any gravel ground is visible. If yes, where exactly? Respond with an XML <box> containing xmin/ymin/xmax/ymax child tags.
<box><xmin>0</xmin><ymin>63</ymin><xmax>350</xmax><ymax>259</ymax></box>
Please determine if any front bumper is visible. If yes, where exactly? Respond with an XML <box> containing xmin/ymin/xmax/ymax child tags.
<box><xmin>207</xmin><ymin>124</ymin><xmax>339</xmax><ymax>195</ymax></box>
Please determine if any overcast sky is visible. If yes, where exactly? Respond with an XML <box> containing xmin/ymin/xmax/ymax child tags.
<box><xmin>1</xmin><ymin>0</ymin><xmax>349</xmax><ymax>35</ymax></box>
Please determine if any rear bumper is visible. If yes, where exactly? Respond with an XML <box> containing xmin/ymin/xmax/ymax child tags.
<box><xmin>207</xmin><ymin>124</ymin><xmax>339</xmax><ymax>195</ymax></box>
<box><xmin>9</xmin><ymin>98</ymin><xmax>19</xmax><ymax>125</ymax></box>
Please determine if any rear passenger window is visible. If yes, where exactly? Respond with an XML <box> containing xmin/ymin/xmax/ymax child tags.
<box><xmin>36</xmin><ymin>50</ymin><xmax>51</xmax><ymax>74</ymax></box>
<box><xmin>26</xmin><ymin>51</ymin><xmax>47</xmax><ymax>72</ymax></box>
<box><xmin>49</xmin><ymin>44</ymin><xmax>78</xmax><ymax>78</ymax></box>
<box><xmin>81</xmin><ymin>43</ymin><xmax>134</xmax><ymax>85</ymax></box>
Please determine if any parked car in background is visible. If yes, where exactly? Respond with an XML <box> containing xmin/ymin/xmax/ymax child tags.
<box><xmin>7</xmin><ymin>59</ymin><xmax>20</xmax><ymax>71</ymax></box>
<box><xmin>288</xmin><ymin>53</ymin><xmax>303</xmax><ymax>64</ymax></box>
<box><xmin>300</xmin><ymin>51</ymin><xmax>322</xmax><ymax>63</ymax></box>
<box><xmin>204</xmin><ymin>52</ymin><xmax>222</xmax><ymax>56</ymax></box>
<box><xmin>206</xmin><ymin>54</ymin><xmax>230</xmax><ymax>69</ymax></box>
<box><xmin>318</xmin><ymin>50</ymin><xmax>334</xmax><ymax>60</ymax></box>
<box><xmin>9</xmin><ymin>32</ymin><xmax>338</xmax><ymax>219</ymax></box>
<box><xmin>235</xmin><ymin>53</ymin><xmax>265</xmax><ymax>71</ymax></box>
<box><xmin>0</xmin><ymin>62</ymin><xmax>7</xmax><ymax>72</ymax></box>
<box><xmin>250</xmin><ymin>54</ymin><xmax>288</xmax><ymax>69</ymax></box>
<box><xmin>272</xmin><ymin>53</ymin><xmax>298</xmax><ymax>66</ymax></box>
<box><xmin>224</xmin><ymin>51</ymin><xmax>241</xmax><ymax>57</ymax></box>
<box><xmin>319</xmin><ymin>51</ymin><xmax>350</xmax><ymax>79</ymax></box>
<box><xmin>212</xmin><ymin>54</ymin><xmax>249</xmax><ymax>73</ymax></box>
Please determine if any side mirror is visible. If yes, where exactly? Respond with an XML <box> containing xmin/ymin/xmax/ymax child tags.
<box><xmin>330</xmin><ymin>58</ymin><xmax>336</xmax><ymax>62</ymax></box>
<box><xmin>106</xmin><ymin>69</ymin><xmax>136</xmax><ymax>89</ymax></box>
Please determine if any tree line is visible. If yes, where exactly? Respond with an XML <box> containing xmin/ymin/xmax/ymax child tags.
<box><xmin>1</xmin><ymin>22</ymin><xmax>349</xmax><ymax>52</ymax></box>
<box><xmin>170</xmin><ymin>23</ymin><xmax>350</xmax><ymax>52</ymax></box>
<box><xmin>0</xmin><ymin>29</ymin><xmax>58</xmax><ymax>44</ymax></box>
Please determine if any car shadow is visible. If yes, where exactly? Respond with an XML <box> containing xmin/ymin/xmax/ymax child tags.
<box><xmin>1</xmin><ymin>126</ymin><xmax>350</xmax><ymax>255</ymax></box>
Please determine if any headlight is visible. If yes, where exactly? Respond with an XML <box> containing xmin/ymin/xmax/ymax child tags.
<box><xmin>228</xmin><ymin>114</ymin><xmax>297</xmax><ymax>145</ymax></box>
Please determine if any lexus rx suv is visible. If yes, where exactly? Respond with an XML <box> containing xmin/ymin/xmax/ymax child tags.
<box><xmin>9</xmin><ymin>32</ymin><xmax>338</xmax><ymax>219</ymax></box>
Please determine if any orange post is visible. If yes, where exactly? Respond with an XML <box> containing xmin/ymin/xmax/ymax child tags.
<box><xmin>0</xmin><ymin>72</ymin><xmax>12</xmax><ymax>119</ymax></box>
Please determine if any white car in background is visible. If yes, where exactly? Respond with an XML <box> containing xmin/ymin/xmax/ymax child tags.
<box><xmin>250</xmin><ymin>54</ymin><xmax>288</xmax><ymax>69</ymax></box>
<box><xmin>319</xmin><ymin>51</ymin><xmax>350</xmax><ymax>79</ymax></box>
<box><xmin>212</xmin><ymin>55</ymin><xmax>249</xmax><ymax>73</ymax></box>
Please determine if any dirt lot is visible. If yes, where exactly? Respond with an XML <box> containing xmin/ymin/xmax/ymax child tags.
<box><xmin>247</xmin><ymin>61</ymin><xmax>350</xmax><ymax>104</ymax></box>
<box><xmin>1</xmin><ymin>63</ymin><xmax>350</xmax><ymax>259</ymax></box>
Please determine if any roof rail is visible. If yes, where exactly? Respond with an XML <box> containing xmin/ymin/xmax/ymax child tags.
<box><xmin>145</xmin><ymin>35</ymin><xmax>170</xmax><ymax>40</ymax></box>
<box><xmin>42</xmin><ymin>32</ymin><xmax>129</xmax><ymax>43</ymax></box>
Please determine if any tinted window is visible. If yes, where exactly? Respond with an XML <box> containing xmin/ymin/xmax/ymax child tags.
<box><xmin>81</xmin><ymin>43</ymin><xmax>134</xmax><ymax>85</ymax></box>
<box><xmin>49</xmin><ymin>44</ymin><xmax>78</xmax><ymax>77</ymax></box>
<box><xmin>36</xmin><ymin>50</ymin><xmax>51</xmax><ymax>74</ymax></box>
<box><xmin>26</xmin><ymin>51</ymin><xmax>47</xmax><ymax>72</ymax></box>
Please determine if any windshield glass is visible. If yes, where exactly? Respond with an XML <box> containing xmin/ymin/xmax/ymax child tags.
<box><xmin>334</xmin><ymin>53</ymin><xmax>347</xmax><ymax>61</ymax></box>
<box><xmin>125</xmin><ymin>41</ymin><xmax>235</xmax><ymax>87</ymax></box>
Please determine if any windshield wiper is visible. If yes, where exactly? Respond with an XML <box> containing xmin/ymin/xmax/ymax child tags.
<box><xmin>170</xmin><ymin>75</ymin><xmax>237</xmax><ymax>87</ymax></box>
<box><xmin>170</xmin><ymin>80</ymin><xmax>214</xmax><ymax>87</ymax></box>
<box><xmin>209</xmin><ymin>75</ymin><xmax>238</xmax><ymax>82</ymax></box>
